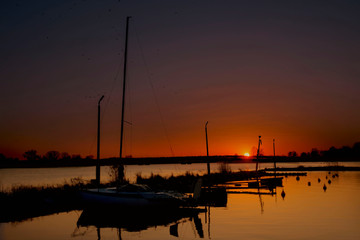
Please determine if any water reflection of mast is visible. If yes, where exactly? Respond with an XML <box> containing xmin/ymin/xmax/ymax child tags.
<box><xmin>258</xmin><ymin>190</ymin><xmax>264</xmax><ymax>214</ymax></box>
<box><xmin>97</xmin><ymin>228</ymin><xmax>101</xmax><ymax>240</ymax></box>
<box><xmin>117</xmin><ymin>228</ymin><xmax>122</xmax><ymax>240</ymax></box>
<box><xmin>257</xmin><ymin>176</ymin><xmax>264</xmax><ymax>214</ymax></box>
<box><xmin>206</xmin><ymin>206</ymin><xmax>211</xmax><ymax>239</ymax></box>
<box><xmin>273</xmin><ymin>139</ymin><xmax>278</xmax><ymax>203</ymax></box>
<box><xmin>256</xmin><ymin>136</ymin><xmax>264</xmax><ymax>213</ymax></box>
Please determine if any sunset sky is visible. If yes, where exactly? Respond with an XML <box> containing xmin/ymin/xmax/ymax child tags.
<box><xmin>1</xmin><ymin>0</ymin><xmax>359</xmax><ymax>159</ymax></box>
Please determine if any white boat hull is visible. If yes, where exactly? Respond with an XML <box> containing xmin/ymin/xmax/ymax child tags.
<box><xmin>80</xmin><ymin>187</ymin><xmax>186</xmax><ymax>207</ymax></box>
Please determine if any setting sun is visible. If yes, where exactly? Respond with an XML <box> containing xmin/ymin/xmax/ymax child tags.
<box><xmin>244</xmin><ymin>153</ymin><xmax>250</xmax><ymax>157</ymax></box>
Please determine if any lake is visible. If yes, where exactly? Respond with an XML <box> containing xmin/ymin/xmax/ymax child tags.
<box><xmin>1</xmin><ymin>162</ymin><xmax>360</xmax><ymax>239</ymax></box>
<box><xmin>1</xmin><ymin>161</ymin><xmax>359</xmax><ymax>189</ymax></box>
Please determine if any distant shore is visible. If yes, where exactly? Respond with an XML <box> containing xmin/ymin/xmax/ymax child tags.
<box><xmin>1</xmin><ymin>155</ymin><xmax>359</xmax><ymax>169</ymax></box>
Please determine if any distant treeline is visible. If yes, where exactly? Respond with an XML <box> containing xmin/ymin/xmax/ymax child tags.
<box><xmin>0</xmin><ymin>152</ymin><xmax>234</xmax><ymax>168</ymax></box>
<box><xmin>0</xmin><ymin>150</ymin><xmax>99</xmax><ymax>168</ymax></box>
<box><xmin>0</xmin><ymin>142</ymin><xmax>359</xmax><ymax>168</ymax></box>
<box><xmin>0</xmin><ymin>150</ymin><xmax>94</xmax><ymax>163</ymax></box>
<box><xmin>286</xmin><ymin>142</ymin><xmax>360</xmax><ymax>160</ymax></box>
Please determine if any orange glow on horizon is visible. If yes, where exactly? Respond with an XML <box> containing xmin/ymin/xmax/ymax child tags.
<box><xmin>244</xmin><ymin>153</ymin><xmax>250</xmax><ymax>157</ymax></box>
<box><xmin>1</xmin><ymin>1</ymin><xmax>359</xmax><ymax>160</ymax></box>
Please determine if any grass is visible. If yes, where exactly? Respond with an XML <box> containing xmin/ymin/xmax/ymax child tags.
<box><xmin>135</xmin><ymin>169</ymin><xmax>265</xmax><ymax>193</ymax></box>
<box><xmin>0</xmin><ymin>169</ymin><xmax>264</xmax><ymax>223</ymax></box>
<box><xmin>0</xmin><ymin>179</ymin><xmax>86</xmax><ymax>223</ymax></box>
<box><xmin>136</xmin><ymin>171</ymin><xmax>201</xmax><ymax>193</ymax></box>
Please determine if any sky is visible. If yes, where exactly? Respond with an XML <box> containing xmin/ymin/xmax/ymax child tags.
<box><xmin>1</xmin><ymin>0</ymin><xmax>359</xmax><ymax>159</ymax></box>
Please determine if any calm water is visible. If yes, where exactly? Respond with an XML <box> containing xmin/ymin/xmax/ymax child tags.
<box><xmin>1</xmin><ymin>162</ymin><xmax>359</xmax><ymax>189</ymax></box>
<box><xmin>1</xmin><ymin>163</ymin><xmax>360</xmax><ymax>239</ymax></box>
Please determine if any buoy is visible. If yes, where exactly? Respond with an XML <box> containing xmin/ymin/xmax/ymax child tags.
<box><xmin>318</xmin><ymin>178</ymin><xmax>321</xmax><ymax>183</ymax></box>
<box><xmin>323</xmin><ymin>184</ymin><xmax>327</xmax><ymax>191</ymax></box>
<box><xmin>296</xmin><ymin>176</ymin><xmax>300</xmax><ymax>181</ymax></box>
<box><xmin>328</xmin><ymin>179</ymin><xmax>331</xmax><ymax>184</ymax></box>
<box><xmin>308</xmin><ymin>182</ymin><xmax>311</xmax><ymax>186</ymax></box>
<box><xmin>281</xmin><ymin>189</ymin><xmax>286</xmax><ymax>199</ymax></box>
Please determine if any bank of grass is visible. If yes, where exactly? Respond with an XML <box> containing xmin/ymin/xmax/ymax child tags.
<box><xmin>0</xmin><ymin>169</ymin><xmax>262</xmax><ymax>223</ymax></box>
<box><xmin>0</xmin><ymin>178</ymin><xmax>91</xmax><ymax>222</ymax></box>
<box><xmin>135</xmin><ymin>169</ymin><xmax>264</xmax><ymax>193</ymax></box>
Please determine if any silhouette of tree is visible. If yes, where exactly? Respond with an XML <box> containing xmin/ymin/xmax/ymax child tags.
<box><xmin>319</xmin><ymin>143</ymin><xmax>360</xmax><ymax>159</ymax></box>
<box><xmin>44</xmin><ymin>151</ymin><xmax>60</xmax><ymax>161</ymax></box>
<box><xmin>288</xmin><ymin>151</ymin><xmax>297</xmax><ymax>157</ymax></box>
<box><xmin>71</xmin><ymin>154</ymin><xmax>82</xmax><ymax>160</ymax></box>
<box><xmin>23</xmin><ymin>150</ymin><xmax>40</xmax><ymax>161</ymax></box>
<box><xmin>326</xmin><ymin>146</ymin><xmax>339</xmax><ymax>158</ymax></box>
<box><xmin>310</xmin><ymin>148</ymin><xmax>320</xmax><ymax>158</ymax></box>
<box><xmin>353</xmin><ymin>142</ymin><xmax>360</xmax><ymax>156</ymax></box>
<box><xmin>340</xmin><ymin>146</ymin><xmax>352</xmax><ymax>158</ymax></box>
<box><xmin>300</xmin><ymin>152</ymin><xmax>309</xmax><ymax>158</ymax></box>
<box><xmin>60</xmin><ymin>152</ymin><xmax>71</xmax><ymax>160</ymax></box>
<box><xmin>85</xmin><ymin>155</ymin><xmax>94</xmax><ymax>160</ymax></box>
<box><xmin>0</xmin><ymin>154</ymin><xmax>19</xmax><ymax>162</ymax></box>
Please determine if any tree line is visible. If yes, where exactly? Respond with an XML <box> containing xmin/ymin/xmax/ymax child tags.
<box><xmin>0</xmin><ymin>150</ymin><xmax>94</xmax><ymax>162</ymax></box>
<box><xmin>288</xmin><ymin>142</ymin><xmax>360</xmax><ymax>159</ymax></box>
<box><xmin>1</xmin><ymin>142</ymin><xmax>359</xmax><ymax>163</ymax></box>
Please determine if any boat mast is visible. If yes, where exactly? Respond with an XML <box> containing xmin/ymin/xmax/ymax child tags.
<box><xmin>273</xmin><ymin>138</ymin><xmax>276</xmax><ymax>176</ymax></box>
<box><xmin>256</xmin><ymin>136</ymin><xmax>262</xmax><ymax>172</ymax></box>
<box><xmin>205</xmin><ymin>121</ymin><xmax>210</xmax><ymax>175</ymax></box>
<box><xmin>120</xmin><ymin>16</ymin><xmax>131</xmax><ymax>159</ymax></box>
<box><xmin>96</xmin><ymin>95</ymin><xmax>104</xmax><ymax>186</ymax></box>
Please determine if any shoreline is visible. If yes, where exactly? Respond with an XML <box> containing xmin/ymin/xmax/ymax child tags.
<box><xmin>265</xmin><ymin>166</ymin><xmax>360</xmax><ymax>172</ymax></box>
<box><xmin>1</xmin><ymin>166</ymin><xmax>358</xmax><ymax>223</ymax></box>
<box><xmin>1</xmin><ymin>155</ymin><xmax>359</xmax><ymax>169</ymax></box>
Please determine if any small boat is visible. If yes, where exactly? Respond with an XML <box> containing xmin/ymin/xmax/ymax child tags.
<box><xmin>80</xmin><ymin>184</ymin><xmax>188</xmax><ymax>208</ymax></box>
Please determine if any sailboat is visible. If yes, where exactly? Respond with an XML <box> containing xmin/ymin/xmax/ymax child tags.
<box><xmin>79</xmin><ymin>17</ymin><xmax>189</xmax><ymax>208</ymax></box>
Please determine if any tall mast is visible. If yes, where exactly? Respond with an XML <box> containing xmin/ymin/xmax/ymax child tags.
<box><xmin>273</xmin><ymin>138</ymin><xmax>276</xmax><ymax>176</ymax></box>
<box><xmin>96</xmin><ymin>95</ymin><xmax>104</xmax><ymax>186</ymax></box>
<box><xmin>120</xmin><ymin>16</ymin><xmax>131</xmax><ymax>159</ymax></box>
<box><xmin>205</xmin><ymin>121</ymin><xmax>210</xmax><ymax>175</ymax></box>
<box><xmin>256</xmin><ymin>136</ymin><xmax>262</xmax><ymax>172</ymax></box>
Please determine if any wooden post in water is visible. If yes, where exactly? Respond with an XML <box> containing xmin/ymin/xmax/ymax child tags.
<box><xmin>273</xmin><ymin>138</ymin><xmax>276</xmax><ymax>176</ymax></box>
<box><xmin>205</xmin><ymin>121</ymin><xmax>210</xmax><ymax>175</ymax></box>
<box><xmin>96</xmin><ymin>95</ymin><xmax>104</xmax><ymax>186</ymax></box>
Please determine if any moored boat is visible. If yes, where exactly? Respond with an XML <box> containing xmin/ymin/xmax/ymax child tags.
<box><xmin>80</xmin><ymin>184</ymin><xmax>188</xmax><ymax>208</ymax></box>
